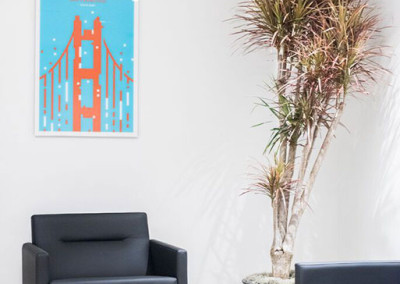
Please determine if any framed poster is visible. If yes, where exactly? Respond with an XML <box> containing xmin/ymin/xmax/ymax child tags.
<box><xmin>35</xmin><ymin>0</ymin><xmax>139</xmax><ymax>137</ymax></box>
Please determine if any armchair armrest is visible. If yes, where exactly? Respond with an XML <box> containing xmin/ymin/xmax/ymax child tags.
<box><xmin>148</xmin><ymin>240</ymin><xmax>188</xmax><ymax>284</ymax></box>
<box><xmin>22</xmin><ymin>243</ymin><xmax>50</xmax><ymax>284</ymax></box>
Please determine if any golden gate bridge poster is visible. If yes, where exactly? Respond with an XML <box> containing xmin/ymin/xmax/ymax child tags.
<box><xmin>35</xmin><ymin>0</ymin><xmax>138</xmax><ymax>137</ymax></box>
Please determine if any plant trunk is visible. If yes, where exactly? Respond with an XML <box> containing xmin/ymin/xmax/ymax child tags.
<box><xmin>283</xmin><ymin>103</ymin><xmax>345</xmax><ymax>255</ymax></box>
<box><xmin>270</xmin><ymin>249</ymin><xmax>293</xmax><ymax>279</ymax></box>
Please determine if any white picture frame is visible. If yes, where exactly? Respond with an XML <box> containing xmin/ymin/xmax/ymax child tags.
<box><xmin>35</xmin><ymin>0</ymin><xmax>139</xmax><ymax>137</ymax></box>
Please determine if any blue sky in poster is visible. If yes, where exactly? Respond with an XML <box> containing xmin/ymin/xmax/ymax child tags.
<box><xmin>38</xmin><ymin>0</ymin><xmax>136</xmax><ymax>134</ymax></box>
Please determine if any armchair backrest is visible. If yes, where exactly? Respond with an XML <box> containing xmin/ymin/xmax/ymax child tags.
<box><xmin>32</xmin><ymin>213</ymin><xmax>150</xmax><ymax>280</ymax></box>
<box><xmin>296</xmin><ymin>262</ymin><xmax>400</xmax><ymax>284</ymax></box>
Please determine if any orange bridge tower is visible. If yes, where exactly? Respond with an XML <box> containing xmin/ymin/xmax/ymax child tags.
<box><xmin>72</xmin><ymin>16</ymin><xmax>103</xmax><ymax>132</ymax></box>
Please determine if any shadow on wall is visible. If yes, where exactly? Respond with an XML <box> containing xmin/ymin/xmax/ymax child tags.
<box><xmin>152</xmin><ymin>141</ymin><xmax>272</xmax><ymax>284</ymax></box>
<box><xmin>371</xmin><ymin>43</ymin><xmax>400</xmax><ymax>258</ymax></box>
<box><xmin>334</xmin><ymin>37</ymin><xmax>400</xmax><ymax>260</ymax></box>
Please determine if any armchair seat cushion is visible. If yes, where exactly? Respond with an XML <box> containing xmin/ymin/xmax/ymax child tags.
<box><xmin>51</xmin><ymin>276</ymin><xmax>177</xmax><ymax>284</ymax></box>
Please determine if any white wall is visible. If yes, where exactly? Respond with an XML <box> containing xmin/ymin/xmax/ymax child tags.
<box><xmin>332</xmin><ymin>0</ymin><xmax>400</xmax><ymax>262</ymax></box>
<box><xmin>1</xmin><ymin>0</ymin><xmax>400</xmax><ymax>283</ymax></box>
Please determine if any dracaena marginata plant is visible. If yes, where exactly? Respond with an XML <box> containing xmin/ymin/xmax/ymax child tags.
<box><xmin>235</xmin><ymin>0</ymin><xmax>384</xmax><ymax>279</ymax></box>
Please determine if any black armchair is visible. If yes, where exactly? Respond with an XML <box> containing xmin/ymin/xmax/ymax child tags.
<box><xmin>22</xmin><ymin>213</ymin><xmax>188</xmax><ymax>284</ymax></box>
<box><xmin>296</xmin><ymin>262</ymin><xmax>400</xmax><ymax>284</ymax></box>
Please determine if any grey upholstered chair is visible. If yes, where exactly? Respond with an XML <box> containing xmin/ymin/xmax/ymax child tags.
<box><xmin>22</xmin><ymin>213</ymin><xmax>187</xmax><ymax>284</ymax></box>
<box><xmin>296</xmin><ymin>262</ymin><xmax>400</xmax><ymax>284</ymax></box>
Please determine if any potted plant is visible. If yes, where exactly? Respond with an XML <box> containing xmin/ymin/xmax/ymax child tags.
<box><xmin>234</xmin><ymin>0</ymin><xmax>384</xmax><ymax>283</ymax></box>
